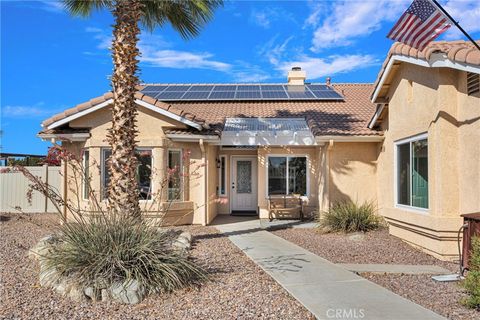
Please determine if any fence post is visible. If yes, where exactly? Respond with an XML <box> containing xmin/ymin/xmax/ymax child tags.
<box><xmin>43</xmin><ymin>164</ymin><xmax>49</xmax><ymax>212</ymax></box>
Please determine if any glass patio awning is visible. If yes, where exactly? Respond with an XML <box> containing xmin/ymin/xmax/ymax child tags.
<box><xmin>220</xmin><ymin>118</ymin><xmax>315</xmax><ymax>146</ymax></box>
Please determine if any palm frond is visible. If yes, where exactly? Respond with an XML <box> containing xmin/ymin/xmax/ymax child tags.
<box><xmin>63</xmin><ymin>0</ymin><xmax>115</xmax><ymax>17</ymax></box>
<box><xmin>141</xmin><ymin>0</ymin><xmax>223</xmax><ymax>38</ymax></box>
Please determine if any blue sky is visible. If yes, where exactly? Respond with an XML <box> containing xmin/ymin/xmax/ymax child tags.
<box><xmin>2</xmin><ymin>0</ymin><xmax>480</xmax><ymax>154</ymax></box>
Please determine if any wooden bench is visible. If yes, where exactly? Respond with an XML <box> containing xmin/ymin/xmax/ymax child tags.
<box><xmin>268</xmin><ymin>195</ymin><xmax>304</xmax><ymax>222</ymax></box>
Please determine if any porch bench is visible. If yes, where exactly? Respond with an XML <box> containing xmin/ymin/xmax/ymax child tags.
<box><xmin>268</xmin><ymin>195</ymin><xmax>304</xmax><ymax>222</ymax></box>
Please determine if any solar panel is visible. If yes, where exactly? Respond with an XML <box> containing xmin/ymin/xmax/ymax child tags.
<box><xmin>164</xmin><ymin>85</ymin><xmax>190</xmax><ymax>92</ymax></box>
<box><xmin>142</xmin><ymin>85</ymin><xmax>167</xmax><ymax>92</ymax></box>
<box><xmin>307</xmin><ymin>84</ymin><xmax>329</xmax><ymax>91</ymax></box>
<box><xmin>237</xmin><ymin>85</ymin><xmax>260</xmax><ymax>91</ymax></box>
<box><xmin>188</xmin><ymin>85</ymin><xmax>214</xmax><ymax>92</ymax></box>
<box><xmin>262</xmin><ymin>91</ymin><xmax>288</xmax><ymax>99</ymax></box>
<box><xmin>155</xmin><ymin>91</ymin><xmax>186</xmax><ymax>99</ymax></box>
<box><xmin>311</xmin><ymin>90</ymin><xmax>343</xmax><ymax>99</ymax></box>
<box><xmin>182</xmin><ymin>91</ymin><xmax>211</xmax><ymax>100</ymax></box>
<box><xmin>261</xmin><ymin>85</ymin><xmax>284</xmax><ymax>91</ymax></box>
<box><xmin>140</xmin><ymin>84</ymin><xmax>343</xmax><ymax>101</ymax></box>
<box><xmin>213</xmin><ymin>85</ymin><xmax>236</xmax><ymax>92</ymax></box>
<box><xmin>236</xmin><ymin>91</ymin><xmax>261</xmax><ymax>99</ymax></box>
<box><xmin>209</xmin><ymin>91</ymin><xmax>236</xmax><ymax>99</ymax></box>
<box><xmin>286</xmin><ymin>91</ymin><xmax>315</xmax><ymax>99</ymax></box>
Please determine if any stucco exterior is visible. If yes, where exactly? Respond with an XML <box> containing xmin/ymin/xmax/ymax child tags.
<box><xmin>374</xmin><ymin>63</ymin><xmax>480</xmax><ymax>260</ymax></box>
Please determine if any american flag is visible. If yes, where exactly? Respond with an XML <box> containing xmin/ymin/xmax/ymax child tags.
<box><xmin>387</xmin><ymin>0</ymin><xmax>451</xmax><ymax>50</ymax></box>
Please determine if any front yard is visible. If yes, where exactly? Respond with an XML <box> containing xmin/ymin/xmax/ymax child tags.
<box><xmin>0</xmin><ymin>213</ymin><xmax>313</xmax><ymax>319</ymax></box>
<box><xmin>272</xmin><ymin>227</ymin><xmax>479</xmax><ymax>320</ymax></box>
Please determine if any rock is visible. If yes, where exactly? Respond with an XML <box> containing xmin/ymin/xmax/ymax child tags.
<box><xmin>173</xmin><ymin>232</ymin><xmax>192</xmax><ymax>252</ymax></box>
<box><xmin>28</xmin><ymin>234</ymin><xmax>59</xmax><ymax>260</ymax></box>
<box><xmin>110</xmin><ymin>279</ymin><xmax>145</xmax><ymax>304</ymax></box>
<box><xmin>101</xmin><ymin>289</ymin><xmax>110</xmax><ymax>302</ymax></box>
<box><xmin>68</xmin><ymin>285</ymin><xmax>87</xmax><ymax>302</ymax></box>
<box><xmin>84</xmin><ymin>286</ymin><xmax>100</xmax><ymax>301</ymax></box>
<box><xmin>179</xmin><ymin>231</ymin><xmax>192</xmax><ymax>243</ymax></box>
<box><xmin>348</xmin><ymin>232</ymin><xmax>365</xmax><ymax>241</ymax></box>
<box><xmin>39</xmin><ymin>265</ymin><xmax>60</xmax><ymax>288</ymax></box>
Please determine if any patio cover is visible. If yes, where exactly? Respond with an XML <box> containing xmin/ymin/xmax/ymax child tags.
<box><xmin>220</xmin><ymin>118</ymin><xmax>315</xmax><ymax>146</ymax></box>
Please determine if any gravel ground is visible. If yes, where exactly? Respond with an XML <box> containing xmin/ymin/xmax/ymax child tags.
<box><xmin>272</xmin><ymin>227</ymin><xmax>479</xmax><ymax>320</ymax></box>
<box><xmin>362</xmin><ymin>273</ymin><xmax>479</xmax><ymax>320</ymax></box>
<box><xmin>272</xmin><ymin>227</ymin><xmax>457</xmax><ymax>270</ymax></box>
<box><xmin>0</xmin><ymin>212</ymin><xmax>313</xmax><ymax>320</ymax></box>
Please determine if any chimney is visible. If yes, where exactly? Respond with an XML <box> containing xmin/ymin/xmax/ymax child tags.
<box><xmin>326</xmin><ymin>77</ymin><xmax>331</xmax><ymax>86</ymax></box>
<box><xmin>287</xmin><ymin>67</ymin><xmax>306</xmax><ymax>85</ymax></box>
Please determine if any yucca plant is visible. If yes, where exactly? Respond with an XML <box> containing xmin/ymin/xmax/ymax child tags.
<box><xmin>462</xmin><ymin>236</ymin><xmax>480</xmax><ymax>309</ymax></box>
<box><xmin>43</xmin><ymin>214</ymin><xmax>206</xmax><ymax>295</ymax></box>
<box><xmin>318</xmin><ymin>200</ymin><xmax>383</xmax><ymax>233</ymax></box>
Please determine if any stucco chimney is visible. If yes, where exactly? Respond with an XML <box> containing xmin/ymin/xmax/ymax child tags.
<box><xmin>326</xmin><ymin>77</ymin><xmax>331</xmax><ymax>86</ymax></box>
<box><xmin>287</xmin><ymin>67</ymin><xmax>306</xmax><ymax>85</ymax></box>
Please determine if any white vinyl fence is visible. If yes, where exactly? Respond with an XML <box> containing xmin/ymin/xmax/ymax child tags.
<box><xmin>0</xmin><ymin>165</ymin><xmax>62</xmax><ymax>213</ymax></box>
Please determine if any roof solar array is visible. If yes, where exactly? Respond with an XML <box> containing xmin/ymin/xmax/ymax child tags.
<box><xmin>141</xmin><ymin>84</ymin><xmax>344</xmax><ymax>101</ymax></box>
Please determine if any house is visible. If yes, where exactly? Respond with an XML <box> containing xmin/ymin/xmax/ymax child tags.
<box><xmin>39</xmin><ymin>40</ymin><xmax>480</xmax><ymax>261</ymax></box>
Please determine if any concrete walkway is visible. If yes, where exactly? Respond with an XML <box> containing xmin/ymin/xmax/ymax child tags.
<box><xmin>339</xmin><ymin>263</ymin><xmax>451</xmax><ymax>275</ymax></box>
<box><xmin>213</xmin><ymin>216</ymin><xmax>445</xmax><ymax>320</ymax></box>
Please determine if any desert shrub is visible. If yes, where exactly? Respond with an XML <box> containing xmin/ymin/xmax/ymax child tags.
<box><xmin>318</xmin><ymin>200</ymin><xmax>383</xmax><ymax>233</ymax></box>
<box><xmin>462</xmin><ymin>236</ymin><xmax>480</xmax><ymax>309</ymax></box>
<box><xmin>44</xmin><ymin>214</ymin><xmax>206</xmax><ymax>295</ymax></box>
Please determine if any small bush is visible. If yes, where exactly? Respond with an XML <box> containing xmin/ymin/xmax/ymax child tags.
<box><xmin>318</xmin><ymin>200</ymin><xmax>383</xmax><ymax>233</ymax></box>
<box><xmin>44</xmin><ymin>214</ymin><xmax>206</xmax><ymax>295</ymax></box>
<box><xmin>462</xmin><ymin>236</ymin><xmax>480</xmax><ymax>309</ymax></box>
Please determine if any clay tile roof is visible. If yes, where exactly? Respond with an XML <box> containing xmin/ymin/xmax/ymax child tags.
<box><xmin>373</xmin><ymin>40</ymin><xmax>480</xmax><ymax>100</ymax></box>
<box><xmin>162</xmin><ymin>83</ymin><xmax>380</xmax><ymax>136</ymax></box>
<box><xmin>41</xmin><ymin>84</ymin><xmax>381</xmax><ymax>137</ymax></box>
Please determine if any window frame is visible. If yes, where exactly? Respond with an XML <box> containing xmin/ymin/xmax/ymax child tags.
<box><xmin>218</xmin><ymin>155</ymin><xmax>227</xmax><ymax>197</ymax></box>
<box><xmin>136</xmin><ymin>148</ymin><xmax>154</xmax><ymax>202</ymax></box>
<box><xmin>265</xmin><ymin>154</ymin><xmax>310</xmax><ymax>198</ymax></box>
<box><xmin>101</xmin><ymin>147</ymin><xmax>154</xmax><ymax>202</ymax></box>
<box><xmin>394</xmin><ymin>133</ymin><xmax>429</xmax><ymax>213</ymax></box>
<box><xmin>167</xmin><ymin>149</ymin><xmax>184</xmax><ymax>202</ymax></box>
<box><xmin>82</xmin><ymin>149</ymin><xmax>90</xmax><ymax>201</ymax></box>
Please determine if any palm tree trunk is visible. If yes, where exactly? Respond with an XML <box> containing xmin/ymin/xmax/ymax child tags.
<box><xmin>107</xmin><ymin>0</ymin><xmax>143</xmax><ymax>218</ymax></box>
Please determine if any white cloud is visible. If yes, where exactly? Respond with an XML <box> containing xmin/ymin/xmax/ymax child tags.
<box><xmin>37</xmin><ymin>1</ymin><xmax>64</xmax><ymax>13</ymax></box>
<box><xmin>442</xmin><ymin>0</ymin><xmax>480</xmax><ymax>39</ymax></box>
<box><xmin>275</xmin><ymin>54</ymin><xmax>378</xmax><ymax>80</ymax></box>
<box><xmin>85</xmin><ymin>27</ymin><xmax>111</xmax><ymax>50</ymax></box>
<box><xmin>140</xmin><ymin>48</ymin><xmax>231</xmax><ymax>71</ymax></box>
<box><xmin>309</xmin><ymin>0</ymin><xmax>409</xmax><ymax>51</ymax></box>
<box><xmin>250</xmin><ymin>7</ymin><xmax>297</xmax><ymax>29</ymax></box>
<box><xmin>1</xmin><ymin>103</ymin><xmax>58</xmax><ymax>118</ymax></box>
<box><xmin>229</xmin><ymin>62</ymin><xmax>271</xmax><ymax>83</ymax></box>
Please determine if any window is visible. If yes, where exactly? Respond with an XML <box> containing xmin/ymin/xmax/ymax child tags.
<box><xmin>268</xmin><ymin>156</ymin><xmax>307</xmax><ymax>196</ymax></box>
<box><xmin>101</xmin><ymin>149</ymin><xmax>112</xmax><ymax>199</ymax></box>
<box><xmin>396</xmin><ymin>136</ymin><xmax>428</xmax><ymax>209</ymax></box>
<box><xmin>136</xmin><ymin>149</ymin><xmax>152</xmax><ymax>200</ymax></box>
<box><xmin>101</xmin><ymin>148</ymin><xmax>153</xmax><ymax>200</ymax></box>
<box><xmin>167</xmin><ymin>150</ymin><xmax>183</xmax><ymax>201</ymax></box>
<box><xmin>218</xmin><ymin>156</ymin><xmax>226</xmax><ymax>196</ymax></box>
<box><xmin>82</xmin><ymin>150</ymin><xmax>90</xmax><ymax>200</ymax></box>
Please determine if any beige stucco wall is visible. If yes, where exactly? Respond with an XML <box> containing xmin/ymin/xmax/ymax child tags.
<box><xmin>376</xmin><ymin>63</ymin><xmax>480</xmax><ymax>260</ymax></box>
<box><xmin>326</xmin><ymin>142</ymin><xmax>378</xmax><ymax>209</ymax></box>
<box><xmin>62</xmin><ymin>104</ymin><xmax>211</xmax><ymax>225</ymax></box>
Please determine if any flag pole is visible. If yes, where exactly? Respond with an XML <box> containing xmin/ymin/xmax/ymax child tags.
<box><xmin>430</xmin><ymin>0</ymin><xmax>480</xmax><ymax>51</ymax></box>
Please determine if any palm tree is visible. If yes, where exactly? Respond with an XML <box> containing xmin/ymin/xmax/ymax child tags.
<box><xmin>64</xmin><ymin>0</ymin><xmax>222</xmax><ymax>218</ymax></box>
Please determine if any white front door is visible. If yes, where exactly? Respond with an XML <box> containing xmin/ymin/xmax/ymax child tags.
<box><xmin>231</xmin><ymin>157</ymin><xmax>258</xmax><ymax>212</ymax></box>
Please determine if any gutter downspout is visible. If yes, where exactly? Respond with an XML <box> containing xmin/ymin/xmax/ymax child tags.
<box><xmin>199</xmin><ymin>139</ymin><xmax>208</xmax><ymax>226</ymax></box>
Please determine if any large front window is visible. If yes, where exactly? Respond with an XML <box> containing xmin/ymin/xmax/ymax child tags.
<box><xmin>396</xmin><ymin>136</ymin><xmax>428</xmax><ymax>209</ymax></box>
<box><xmin>101</xmin><ymin>148</ymin><xmax>152</xmax><ymax>200</ymax></box>
<box><xmin>167</xmin><ymin>150</ymin><xmax>183</xmax><ymax>201</ymax></box>
<box><xmin>268</xmin><ymin>156</ymin><xmax>307</xmax><ymax>196</ymax></box>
